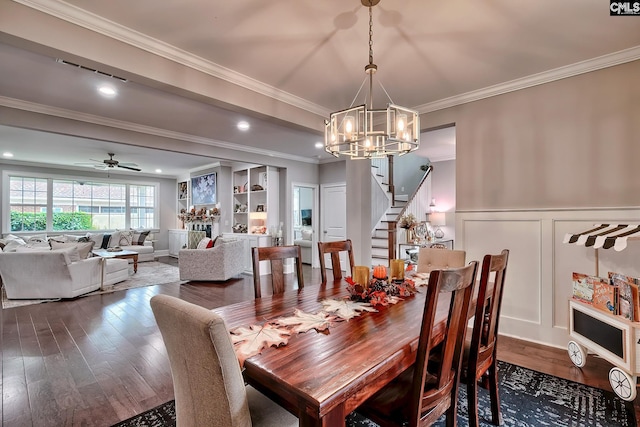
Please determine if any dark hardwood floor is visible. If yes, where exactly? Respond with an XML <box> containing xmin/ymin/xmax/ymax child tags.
<box><xmin>2</xmin><ymin>257</ymin><xmax>639</xmax><ymax>426</ymax></box>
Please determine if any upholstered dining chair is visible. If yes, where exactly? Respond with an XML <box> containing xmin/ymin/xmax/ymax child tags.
<box><xmin>416</xmin><ymin>247</ymin><xmax>466</xmax><ymax>274</ymax></box>
<box><xmin>149</xmin><ymin>294</ymin><xmax>298</xmax><ymax>427</ymax></box>
<box><xmin>252</xmin><ymin>245</ymin><xmax>304</xmax><ymax>298</ymax></box>
<box><xmin>356</xmin><ymin>261</ymin><xmax>479</xmax><ymax>427</ymax></box>
<box><xmin>464</xmin><ymin>249</ymin><xmax>509</xmax><ymax>427</ymax></box>
<box><xmin>317</xmin><ymin>239</ymin><xmax>355</xmax><ymax>283</ymax></box>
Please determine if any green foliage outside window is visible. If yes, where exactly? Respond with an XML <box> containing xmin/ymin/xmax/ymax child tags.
<box><xmin>10</xmin><ymin>211</ymin><xmax>94</xmax><ymax>232</ymax></box>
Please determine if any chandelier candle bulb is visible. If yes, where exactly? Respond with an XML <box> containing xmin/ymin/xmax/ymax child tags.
<box><xmin>390</xmin><ymin>259</ymin><xmax>405</xmax><ymax>280</ymax></box>
<box><xmin>353</xmin><ymin>266</ymin><xmax>370</xmax><ymax>288</ymax></box>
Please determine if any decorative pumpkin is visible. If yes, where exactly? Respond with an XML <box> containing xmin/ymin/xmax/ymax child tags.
<box><xmin>373</xmin><ymin>265</ymin><xmax>387</xmax><ymax>279</ymax></box>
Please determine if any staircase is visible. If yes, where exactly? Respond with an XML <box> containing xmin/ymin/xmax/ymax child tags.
<box><xmin>370</xmin><ymin>157</ymin><xmax>433</xmax><ymax>267</ymax></box>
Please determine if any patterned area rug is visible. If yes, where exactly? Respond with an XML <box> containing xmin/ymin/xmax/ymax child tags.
<box><xmin>112</xmin><ymin>361</ymin><xmax>636</xmax><ymax>427</ymax></box>
<box><xmin>2</xmin><ymin>261</ymin><xmax>182</xmax><ymax>309</ymax></box>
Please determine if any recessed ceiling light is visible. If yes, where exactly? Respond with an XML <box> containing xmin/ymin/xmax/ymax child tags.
<box><xmin>155</xmin><ymin>169</ymin><xmax>162</xmax><ymax>173</ymax></box>
<box><xmin>315</xmin><ymin>142</ymin><xmax>323</xmax><ymax>149</ymax></box>
<box><xmin>237</xmin><ymin>121</ymin><xmax>250</xmax><ymax>131</ymax></box>
<box><xmin>98</xmin><ymin>85</ymin><xmax>117</xmax><ymax>97</ymax></box>
<box><xmin>2</xmin><ymin>152</ymin><xmax>14</xmax><ymax>158</ymax></box>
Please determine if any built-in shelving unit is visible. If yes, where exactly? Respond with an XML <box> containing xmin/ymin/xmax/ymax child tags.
<box><xmin>232</xmin><ymin>165</ymin><xmax>279</xmax><ymax>235</ymax></box>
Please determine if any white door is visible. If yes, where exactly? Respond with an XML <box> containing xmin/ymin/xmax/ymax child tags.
<box><xmin>321</xmin><ymin>184</ymin><xmax>347</xmax><ymax>272</ymax></box>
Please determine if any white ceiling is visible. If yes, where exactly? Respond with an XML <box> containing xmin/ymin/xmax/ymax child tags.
<box><xmin>0</xmin><ymin>0</ymin><xmax>639</xmax><ymax>176</ymax></box>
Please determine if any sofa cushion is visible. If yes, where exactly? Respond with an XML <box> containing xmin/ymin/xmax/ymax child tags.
<box><xmin>1</xmin><ymin>235</ymin><xmax>26</xmax><ymax>252</ymax></box>
<box><xmin>51</xmin><ymin>245</ymin><xmax>81</xmax><ymax>264</ymax></box>
<box><xmin>15</xmin><ymin>245</ymin><xmax>50</xmax><ymax>253</ymax></box>
<box><xmin>50</xmin><ymin>240</ymin><xmax>95</xmax><ymax>259</ymax></box>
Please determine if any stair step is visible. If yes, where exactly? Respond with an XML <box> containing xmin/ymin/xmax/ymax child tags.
<box><xmin>371</xmin><ymin>245</ymin><xmax>387</xmax><ymax>249</ymax></box>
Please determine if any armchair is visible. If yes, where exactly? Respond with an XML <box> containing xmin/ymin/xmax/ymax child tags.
<box><xmin>178</xmin><ymin>239</ymin><xmax>245</xmax><ymax>281</ymax></box>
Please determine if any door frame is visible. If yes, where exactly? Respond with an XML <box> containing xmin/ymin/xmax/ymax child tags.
<box><xmin>320</xmin><ymin>182</ymin><xmax>348</xmax><ymax>271</ymax></box>
<box><xmin>291</xmin><ymin>182</ymin><xmax>320</xmax><ymax>268</ymax></box>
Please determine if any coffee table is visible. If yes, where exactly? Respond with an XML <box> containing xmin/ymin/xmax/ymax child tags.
<box><xmin>91</xmin><ymin>249</ymin><xmax>139</xmax><ymax>273</ymax></box>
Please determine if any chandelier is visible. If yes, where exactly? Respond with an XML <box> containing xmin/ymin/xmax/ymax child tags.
<box><xmin>325</xmin><ymin>0</ymin><xmax>420</xmax><ymax>159</ymax></box>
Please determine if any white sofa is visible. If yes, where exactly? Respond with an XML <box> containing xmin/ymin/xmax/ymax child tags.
<box><xmin>86</xmin><ymin>231</ymin><xmax>155</xmax><ymax>263</ymax></box>
<box><xmin>0</xmin><ymin>248</ymin><xmax>102</xmax><ymax>299</ymax></box>
<box><xmin>103</xmin><ymin>258</ymin><xmax>129</xmax><ymax>286</ymax></box>
<box><xmin>178</xmin><ymin>239</ymin><xmax>244</xmax><ymax>281</ymax></box>
<box><xmin>293</xmin><ymin>227</ymin><xmax>313</xmax><ymax>264</ymax></box>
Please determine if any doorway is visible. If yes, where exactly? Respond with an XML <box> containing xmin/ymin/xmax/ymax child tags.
<box><xmin>320</xmin><ymin>183</ymin><xmax>348</xmax><ymax>272</ymax></box>
<box><xmin>291</xmin><ymin>183</ymin><xmax>319</xmax><ymax>268</ymax></box>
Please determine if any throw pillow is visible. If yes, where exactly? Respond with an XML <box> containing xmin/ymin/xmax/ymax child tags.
<box><xmin>86</xmin><ymin>232</ymin><xmax>105</xmax><ymax>248</ymax></box>
<box><xmin>118</xmin><ymin>230</ymin><xmax>134</xmax><ymax>246</ymax></box>
<box><xmin>101</xmin><ymin>234</ymin><xmax>111</xmax><ymax>249</ymax></box>
<box><xmin>131</xmin><ymin>230</ymin><xmax>150</xmax><ymax>245</ymax></box>
<box><xmin>50</xmin><ymin>240</ymin><xmax>95</xmax><ymax>259</ymax></box>
<box><xmin>301</xmin><ymin>229</ymin><xmax>313</xmax><ymax>240</ymax></box>
<box><xmin>197</xmin><ymin>237</ymin><xmax>213</xmax><ymax>249</ymax></box>
<box><xmin>108</xmin><ymin>231</ymin><xmax>121</xmax><ymax>248</ymax></box>
<box><xmin>23</xmin><ymin>234</ymin><xmax>48</xmax><ymax>244</ymax></box>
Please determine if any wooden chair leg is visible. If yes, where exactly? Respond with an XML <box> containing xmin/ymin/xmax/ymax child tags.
<box><xmin>467</xmin><ymin>379</ymin><xmax>480</xmax><ymax>427</ymax></box>
<box><xmin>445</xmin><ymin>400</ymin><xmax>458</xmax><ymax>427</ymax></box>
<box><xmin>488</xmin><ymin>365</ymin><xmax>501</xmax><ymax>425</ymax></box>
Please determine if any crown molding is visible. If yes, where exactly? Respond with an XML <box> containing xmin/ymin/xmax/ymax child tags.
<box><xmin>415</xmin><ymin>46</ymin><xmax>640</xmax><ymax>114</ymax></box>
<box><xmin>0</xmin><ymin>96</ymin><xmax>320</xmax><ymax>164</ymax></box>
<box><xmin>12</xmin><ymin>1</ymin><xmax>640</xmax><ymax>121</ymax></box>
<box><xmin>13</xmin><ymin>0</ymin><xmax>331</xmax><ymax>118</ymax></box>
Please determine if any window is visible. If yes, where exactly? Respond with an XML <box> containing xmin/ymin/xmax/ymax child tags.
<box><xmin>7</xmin><ymin>174</ymin><xmax>158</xmax><ymax>233</ymax></box>
<box><xmin>9</xmin><ymin>176</ymin><xmax>47</xmax><ymax>232</ymax></box>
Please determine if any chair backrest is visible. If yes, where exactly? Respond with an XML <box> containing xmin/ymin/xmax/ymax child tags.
<box><xmin>409</xmin><ymin>261</ymin><xmax>479</xmax><ymax>426</ymax></box>
<box><xmin>252</xmin><ymin>245</ymin><xmax>304</xmax><ymax>298</ymax></box>
<box><xmin>317</xmin><ymin>239</ymin><xmax>355</xmax><ymax>283</ymax></box>
<box><xmin>150</xmin><ymin>294</ymin><xmax>252</xmax><ymax>427</ymax></box>
<box><xmin>416</xmin><ymin>247</ymin><xmax>466</xmax><ymax>274</ymax></box>
<box><xmin>468</xmin><ymin>249</ymin><xmax>509</xmax><ymax>376</ymax></box>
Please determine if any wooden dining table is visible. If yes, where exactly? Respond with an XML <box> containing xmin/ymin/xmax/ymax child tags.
<box><xmin>212</xmin><ymin>280</ymin><xmax>457</xmax><ymax>427</ymax></box>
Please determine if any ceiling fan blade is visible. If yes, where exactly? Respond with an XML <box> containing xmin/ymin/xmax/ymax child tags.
<box><xmin>117</xmin><ymin>164</ymin><xmax>141</xmax><ymax>172</ymax></box>
<box><xmin>118</xmin><ymin>162</ymin><xmax>139</xmax><ymax>167</ymax></box>
<box><xmin>75</xmin><ymin>162</ymin><xmax>107</xmax><ymax>169</ymax></box>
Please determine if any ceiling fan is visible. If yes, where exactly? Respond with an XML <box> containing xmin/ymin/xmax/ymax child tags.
<box><xmin>76</xmin><ymin>153</ymin><xmax>141</xmax><ymax>172</ymax></box>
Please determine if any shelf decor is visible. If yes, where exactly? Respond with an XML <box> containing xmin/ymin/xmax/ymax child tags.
<box><xmin>177</xmin><ymin>207</ymin><xmax>220</xmax><ymax>223</ymax></box>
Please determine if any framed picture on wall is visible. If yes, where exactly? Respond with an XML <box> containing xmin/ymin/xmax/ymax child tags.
<box><xmin>178</xmin><ymin>181</ymin><xmax>188</xmax><ymax>200</ymax></box>
<box><xmin>191</xmin><ymin>172</ymin><xmax>217</xmax><ymax>205</ymax></box>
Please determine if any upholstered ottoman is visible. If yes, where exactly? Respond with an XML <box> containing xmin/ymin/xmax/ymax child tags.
<box><xmin>103</xmin><ymin>258</ymin><xmax>129</xmax><ymax>286</ymax></box>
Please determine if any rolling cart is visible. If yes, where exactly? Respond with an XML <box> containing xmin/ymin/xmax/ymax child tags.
<box><xmin>564</xmin><ymin>224</ymin><xmax>640</xmax><ymax>401</ymax></box>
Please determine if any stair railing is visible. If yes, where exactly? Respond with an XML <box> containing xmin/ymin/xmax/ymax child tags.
<box><xmin>386</xmin><ymin>164</ymin><xmax>433</xmax><ymax>259</ymax></box>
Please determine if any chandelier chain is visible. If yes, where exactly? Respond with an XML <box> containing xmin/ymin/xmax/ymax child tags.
<box><xmin>368</xmin><ymin>5</ymin><xmax>374</xmax><ymax>66</ymax></box>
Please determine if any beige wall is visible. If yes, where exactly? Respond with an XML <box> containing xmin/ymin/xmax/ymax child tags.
<box><xmin>422</xmin><ymin>60</ymin><xmax>640</xmax><ymax>211</ymax></box>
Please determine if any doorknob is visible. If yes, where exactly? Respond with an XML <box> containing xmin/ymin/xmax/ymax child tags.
<box><xmin>324</xmin><ymin>230</ymin><xmax>327</xmax><ymax>233</ymax></box>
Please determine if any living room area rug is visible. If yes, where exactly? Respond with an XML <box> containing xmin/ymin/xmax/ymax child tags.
<box><xmin>2</xmin><ymin>261</ymin><xmax>183</xmax><ymax>309</ymax></box>
<box><xmin>112</xmin><ymin>361</ymin><xmax>636</xmax><ymax>427</ymax></box>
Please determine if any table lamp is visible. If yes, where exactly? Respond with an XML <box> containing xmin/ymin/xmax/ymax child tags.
<box><xmin>430</xmin><ymin>212</ymin><xmax>446</xmax><ymax>239</ymax></box>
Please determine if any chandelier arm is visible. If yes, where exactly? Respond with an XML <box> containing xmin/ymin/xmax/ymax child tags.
<box><xmin>348</xmin><ymin>76</ymin><xmax>369</xmax><ymax>108</ymax></box>
<box><xmin>377</xmin><ymin>80</ymin><xmax>395</xmax><ymax>105</ymax></box>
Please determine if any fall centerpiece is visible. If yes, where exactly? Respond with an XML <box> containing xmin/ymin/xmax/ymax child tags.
<box><xmin>346</xmin><ymin>263</ymin><xmax>416</xmax><ymax>306</ymax></box>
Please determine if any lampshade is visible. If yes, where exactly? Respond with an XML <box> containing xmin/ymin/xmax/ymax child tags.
<box><xmin>429</xmin><ymin>212</ymin><xmax>446</xmax><ymax>226</ymax></box>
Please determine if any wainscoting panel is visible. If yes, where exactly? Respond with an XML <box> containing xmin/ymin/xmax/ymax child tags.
<box><xmin>458</xmin><ymin>209</ymin><xmax>640</xmax><ymax>349</ymax></box>
<box><xmin>461</xmin><ymin>218</ymin><xmax>542</xmax><ymax>325</ymax></box>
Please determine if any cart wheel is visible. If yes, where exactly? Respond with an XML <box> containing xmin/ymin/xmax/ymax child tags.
<box><xmin>609</xmin><ymin>367</ymin><xmax>637</xmax><ymax>401</ymax></box>
<box><xmin>567</xmin><ymin>341</ymin><xmax>587</xmax><ymax>368</ymax></box>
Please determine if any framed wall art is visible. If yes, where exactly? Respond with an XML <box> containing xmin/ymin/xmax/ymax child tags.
<box><xmin>178</xmin><ymin>181</ymin><xmax>188</xmax><ymax>200</ymax></box>
<box><xmin>191</xmin><ymin>172</ymin><xmax>217</xmax><ymax>205</ymax></box>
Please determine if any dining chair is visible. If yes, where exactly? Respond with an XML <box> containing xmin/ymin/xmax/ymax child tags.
<box><xmin>252</xmin><ymin>245</ymin><xmax>304</xmax><ymax>298</ymax></box>
<box><xmin>317</xmin><ymin>239</ymin><xmax>355</xmax><ymax>283</ymax></box>
<box><xmin>416</xmin><ymin>247</ymin><xmax>466</xmax><ymax>274</ymax></box>
<box><xmin>356</xmin><ymin>261</ymin><xmax>479</xmax><ymax>427</ymax></box>
<box><xmin>464</xmin><ymin>249</ymin><xmax>509</xmax><ymax>427</ymax></box>
<box><xmin>149</xmin><ymin>294</ymin><xmax>298</xmax><ymax>427</ymax></box>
